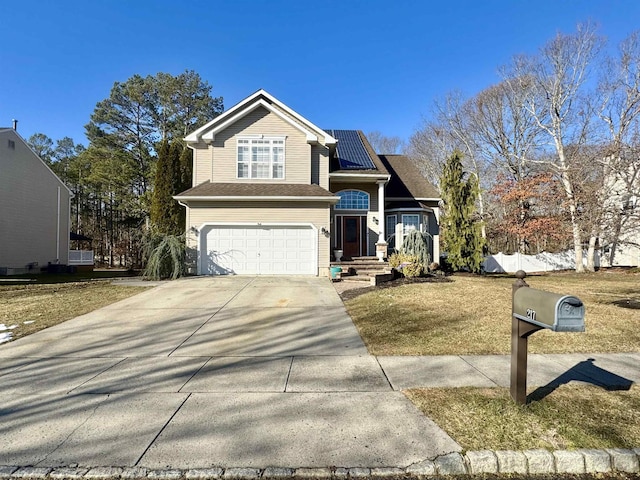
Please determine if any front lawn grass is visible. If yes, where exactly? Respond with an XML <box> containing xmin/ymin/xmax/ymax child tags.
<box><xmin>405</xmin><ymin>384</ymin><xmax>640</xmax><ymax>450</ymax></box>
<box><xmin>344</xmin><ymin>271</ymin><xmax>640</xmax><ymax>355</ymax></box>
<box><xmin>0</xmin><ymin>281</ymin><xmax>149</xmax><ymax>342</ymax></box>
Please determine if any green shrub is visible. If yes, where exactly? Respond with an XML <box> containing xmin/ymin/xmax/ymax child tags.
<box><xmin>402</xmin><ymin>230</ymin><xmax>431</xmax><ymax>268</ymax></box>
<box><xmin>402</xmin><ymin>260</ymin><xmax>424</xmax><ymax>278</ymax></box>
<box><xmin>142</xmin><ymin>229</ymin><xmax>186</xmax><ymax>280</ymax></box>
<box><xmin>388</xmin><ymin>252</ymin><xmax>423</xmax><ymax>278</ymax></box>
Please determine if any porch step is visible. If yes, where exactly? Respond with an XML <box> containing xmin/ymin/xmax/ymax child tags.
<box><xmin>339</xmin><ymin>274</ymin><xmax>372</xmax><ymax>282</ymax></box>
<box><xmin>330</xmin><ymin>261</ymin><xmax>392</xmax><ymax>282</ymax></box>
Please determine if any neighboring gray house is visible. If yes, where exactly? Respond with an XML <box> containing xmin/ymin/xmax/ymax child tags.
<box><xmin>0</xmin><ymin>126</ymin><xmax>72</xmax><ymax>274</ymax></box>
<box><xmin>175</xmin><ymin>89</ymin><xmax>440</xmax><ymax>276</ymax></box>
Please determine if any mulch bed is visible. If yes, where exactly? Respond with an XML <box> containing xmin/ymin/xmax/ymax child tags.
<box><xmin>338</xmin><ymin>274</ymin><xmax>452</xmax><ymax>301</ymax></box>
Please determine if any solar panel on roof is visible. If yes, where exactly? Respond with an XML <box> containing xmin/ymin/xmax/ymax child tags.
<box><xmin>326</xmin><ymin>129</ymin><xmax>377</xmax><ymax>170</ymax></box>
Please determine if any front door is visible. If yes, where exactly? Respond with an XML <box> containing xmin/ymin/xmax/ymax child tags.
<box><xmin>342</xmin><ymin>216</ymin><xmax>361</xmax><ymax>258</ymax></box>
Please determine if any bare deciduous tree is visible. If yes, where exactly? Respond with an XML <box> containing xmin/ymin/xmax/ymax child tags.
<box><xmin>504</xmin><ymin>22</ymin><xmax>605</xmax><ymax>272</ymax></box>
<box><xmin>594</xmin><ymin>31</ymin><xmax>640</xmax><ymax>266</ymax></box>
<box><xmin>365</xmin><ymin>130</ymin><xmax>406</xmax><ymax>154</ymax></box>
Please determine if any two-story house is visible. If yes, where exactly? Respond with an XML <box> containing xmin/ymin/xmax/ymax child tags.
<box><xmin>0</xmin><ymin>125</ymin><xmax>73</xmax><ymax>274</ymax></box>
<box><xmin>175</xmin><ymin>90</ymin><xmax>440</xmax><ymax>276</ymax></box>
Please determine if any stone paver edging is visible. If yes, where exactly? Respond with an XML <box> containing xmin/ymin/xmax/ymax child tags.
<box><xmin>1</xmin><ymin>448</ymin><xmax>638</xmax><ymax>479</ymax></box>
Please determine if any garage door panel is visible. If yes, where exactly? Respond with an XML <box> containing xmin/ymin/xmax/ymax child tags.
<box><xmin>201</xmin><ymin>226</ymin><xmax>316</xmax><ymax>275</ymax></box>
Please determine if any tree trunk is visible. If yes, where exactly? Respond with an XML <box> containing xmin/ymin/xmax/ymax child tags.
<box><xmin>586</xmin><ymin>235</ymin><xmax>598</xmax><ymax>272</ymax></box>
<box><xmin>518</xmin><ymin>198</ymin><xmax>527</xmax><ymax>254</ymax></box>
<box><xmin>559</xmin><ymin>170</ymin><xmax>585</xmax><ymax>272</ymax></box>
<box><xmin>608</xmin><ymin>212</ymin><xmax>624</xmax><ymax>266</ymax></box>
<box><xmin>478</xmin><ymin>190</ymin><xmax>487</xmax><ymax>241</ymax></box>
<box><xmin>109</xmin><ymin>191</ymin><xmax>114</xmax><ymax>268</ymax></box>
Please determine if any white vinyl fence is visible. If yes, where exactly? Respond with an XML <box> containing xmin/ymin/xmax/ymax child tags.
<box><xmin>483</xmin><ymin>248</ymin><xmax>639</xmax><ymax>273</ymax></box>
<box><xmin>483</xmin><ymin>251</ymin><xmax>579</xmax><ymax>273</ymax></box>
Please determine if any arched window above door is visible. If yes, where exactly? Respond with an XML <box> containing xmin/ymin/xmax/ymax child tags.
<box><xmin>335</xmin><ymin>190</ymin><xmax>369</xmax><ymax>210</ymax></box>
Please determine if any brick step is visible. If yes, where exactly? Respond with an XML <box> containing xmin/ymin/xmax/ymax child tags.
<box><xmin>332</xmin><ymin>257</ymin><xmax>389</xmax><ymax>265</ymax></box>
<box><xmin>331</xmin><ymin>266</ymin><xmax>389</xmax><ymax>273</ymax></box>
<box><xmin>338</xmin><ymin>274</ymin><xmax>372</xmax><ymax>282</ymax></box>
<box><xmin>340</xmin><ymin>269</ymin><xmax>391</xmax><ymax>277</ymax></box>
<box><xmin>354</xmin><ymin>270</ymin><xmax>392</xmax><ymax>276</ymax></box>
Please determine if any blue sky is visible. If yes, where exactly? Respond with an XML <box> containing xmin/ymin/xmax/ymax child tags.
<box><xmin>2</xmin><ymin>1</ymin><xmax>639</xmax><ymax>147</ymax></box>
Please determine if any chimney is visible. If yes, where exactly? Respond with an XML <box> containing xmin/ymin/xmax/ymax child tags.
<box><xmin>12</xmin><ymin>119</ymin><xmax>18</xmax><ymax>131</ymax></box>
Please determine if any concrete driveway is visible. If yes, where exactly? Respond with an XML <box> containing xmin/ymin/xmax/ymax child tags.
<box><xmin>0</xmin><ymin>276</ymin><xmax>460</xmax><ymax>469</ymax></box>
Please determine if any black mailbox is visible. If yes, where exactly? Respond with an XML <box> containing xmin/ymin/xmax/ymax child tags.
<box><xmin>513</xmin><ymin>287</ymin><xmax>585</xmax><ymax>332</ymax></box>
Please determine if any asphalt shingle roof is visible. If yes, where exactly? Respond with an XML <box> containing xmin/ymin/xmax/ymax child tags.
<box><xmin>378</xmin><ymin>154</ymin><xmax>440</xmax><ymax>199</ymax></box>
<box><xmin>176</xmin><ymin>182</ymin><xmax>336</xmax><ymax>198</ymax></box>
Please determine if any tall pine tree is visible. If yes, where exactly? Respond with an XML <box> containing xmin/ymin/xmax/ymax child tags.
<box><xmin>151</xmin><ymin>139</ymin><xmax>176</xmax><ymax>234</ymax></box>
<box><xmin>151</xmin><ymin>139</ymin><xmax>191</xmax><ymax>235</ymax></box>
<box><xmin>440</xmin><ymin>151</ymin><xmax>485</xmax><ymax>273</ymax></box>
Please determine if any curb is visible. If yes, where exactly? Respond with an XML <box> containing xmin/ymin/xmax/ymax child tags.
<box><xmin>1</xmin><ymin>448</ymin><xmax>638</xmax><ymax>479</ymax></box>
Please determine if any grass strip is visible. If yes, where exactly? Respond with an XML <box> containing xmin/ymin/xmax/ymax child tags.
<box><xmin>345</xmin><ymin>272</ymin><xmax>640</xmax><ymax>355</ymax></box>
<box><xmin>405</xmin><ymin>384</ymin><xmax>640</xmax><ymax>451</ymax></box>
<box><xmin>0</xmin><ymin>281</ymin><xmax>149</xmax><ymax>341</ymax></box>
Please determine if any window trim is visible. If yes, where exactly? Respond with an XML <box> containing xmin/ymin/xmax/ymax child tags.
<box><xmin>402</xmin><ymin>214</ymin><xmax>420</xmax><ymax>234</ymax></box>
<box><xmin>386</xmin><ymin>214</ymin><xmax>397</xmax><ymax>242</ymax></box>
<box><xmin>335</xmin><ymin>189</ymin><xmax>370</xmax><ymax>211</ymax></box>
<box><xmin>386</xmin><ymin>214</ymin><xmax>397</xmax><ymax>250</ymax></box>
<box><xmin>236</xmin><ymin>136</ymin><xmax>286</xmax><ymax>180</ymax></box>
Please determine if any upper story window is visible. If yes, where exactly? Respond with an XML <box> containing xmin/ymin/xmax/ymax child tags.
<box><xmin>335</xmin><ymin>190</ymin><xmax>369</xmax><ymax>210</ymax></box>
<box><xmin>237</xmin><ymin>137</ymin><xmax>285</xmax><ymax>179</ymax></box>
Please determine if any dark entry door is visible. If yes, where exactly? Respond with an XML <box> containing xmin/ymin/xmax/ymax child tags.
<box><xmin>342</xmin><ymin>216</ymin><xmax>361</xmax><ymax>258</ymax></box>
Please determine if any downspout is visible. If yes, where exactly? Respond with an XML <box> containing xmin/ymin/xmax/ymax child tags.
<box><xmin>186</xmin><ymin>143</ymin><xmax>197</xmax><ymax>187</ymax></box>
<box><xmin>56</xmin><ymin>186</ymin><xmax>61</xmax><ymax>263</ymax></box>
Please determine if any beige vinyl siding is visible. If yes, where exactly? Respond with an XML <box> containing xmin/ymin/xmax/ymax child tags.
<box><xmin>206</xmin><ymin>106</ymin><xmax>311</xmax><ymax>184</ymax></box>
<box><xmin>186</xmin><ymin>201</ymin><xmax>331</xmax><ymax>275</ymax></box>
<box><xmin>311</xmin><ymin>145</ymin><xmax>329</xmax><ymax>189</ymax></box>
<box><xmin>0</xmin><ymin>130</ymin><xmax>71</xmax><ymax>269</ymax></box>
<box><xmin>269</xmin><ymin>101</ymin><xmax>334</xmax><ymax>146</ymax></box>
<box><xmin>191</xmin><ymin>141</ymin><xmax>212</xmax><ymax>186</ymax></box>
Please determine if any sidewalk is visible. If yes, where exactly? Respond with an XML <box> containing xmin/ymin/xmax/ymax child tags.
<box><xmin>0</xmin><ymin>351</ymin><xmax>636</xmax><ymax>472</ymax></box>
<box><xmin>377</xmin><ymin>352</ymin><xmax>640</xmax><ymax>390</ymax></box>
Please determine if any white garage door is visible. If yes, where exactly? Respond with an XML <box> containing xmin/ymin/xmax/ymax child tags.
<box><xmin>201</xmin><ymin>225</ymin><xmax>317</xmax><ymax>275</ymax></box>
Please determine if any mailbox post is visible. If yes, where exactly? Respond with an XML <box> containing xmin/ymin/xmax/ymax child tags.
<box><xmin>510</xmin><ymin>270</ymin><xmax>585</xmax><ymax>405</ymax></box>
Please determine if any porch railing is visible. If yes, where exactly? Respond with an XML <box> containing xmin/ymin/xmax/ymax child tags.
<box><xmin>69</xmin><ymin>250</ymin><xmax>94</xmax><ymax>265</ymax></box>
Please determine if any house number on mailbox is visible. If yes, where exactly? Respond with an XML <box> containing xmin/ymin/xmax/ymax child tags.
<box><xmin>526</xmin><ymin>308</ymin><xmax>536</xmax><ymax>321</ymax></box>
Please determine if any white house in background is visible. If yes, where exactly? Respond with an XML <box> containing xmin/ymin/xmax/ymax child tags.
<box><xmin>0</xmin><ymin>125</ymin><xmax>72</xmax><ymax>274</ymax></box>
<box><xmin>599</xmin><ymin>160</ymin><xmax>640</xmax><ymax>267</ymax></box>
